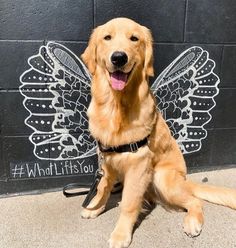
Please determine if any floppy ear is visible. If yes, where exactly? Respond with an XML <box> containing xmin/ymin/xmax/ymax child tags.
<box><xmin>81</xmin><ymin>27</ymin><xmax>100</xmax><ymax>75</ymax></box>
<box><xmin>142</xmin><ymin>26</ymin><xmax>154</xmax><ymax>77</ymax></box>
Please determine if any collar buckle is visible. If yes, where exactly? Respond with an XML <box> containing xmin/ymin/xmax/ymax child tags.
<box><xmin>130</xmin><ymin>142</ymin><xmax>139</xmax><ymax>152</ymax></box>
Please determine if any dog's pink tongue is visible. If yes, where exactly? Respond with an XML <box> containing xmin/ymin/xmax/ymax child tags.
<box><xmin>110</xmin><ymin>71</ymin><xmax>128</xmax><ymax>91</ymax></box>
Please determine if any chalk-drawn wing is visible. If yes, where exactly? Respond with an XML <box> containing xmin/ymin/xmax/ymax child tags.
<box><xmin>20</xmin><ymin>42</ymin><xmax>96</xmax><ymax>160</ymax></box>
<box><xmin>20</xmin><ymin>43</ymin><xmax>220</xmax><ymax>159</ymax></box>
<box><xmin>151</xmin><ymin>46</ymin><xmax>220</xmax><ymax>154</ymax></box>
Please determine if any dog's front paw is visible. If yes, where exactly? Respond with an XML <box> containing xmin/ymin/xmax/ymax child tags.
<box><xmin>108</xmin><ymin>230</ymin><xmax>132</xmax><ymax>248</ymax></box>
<box><xmin>80</xmin><ymin>206</ymin><xmax>105</xmax><ymax>219</ymax></box>
<box><xmin>183</xmin><ymin>214</ymin><xmax>203</xmax><ymax>238</ymax></box>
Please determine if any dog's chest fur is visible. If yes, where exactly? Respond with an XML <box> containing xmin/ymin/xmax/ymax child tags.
<box><xmin>87</xmin><ymin>78</ymin><xmax>157</xmax><ymax>147</ymax></box>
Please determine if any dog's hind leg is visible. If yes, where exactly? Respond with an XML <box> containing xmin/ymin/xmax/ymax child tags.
<box><xmin>154</xmin><ymin>166</ymin><xmax>204</xmax><ymax>237</ymax></box>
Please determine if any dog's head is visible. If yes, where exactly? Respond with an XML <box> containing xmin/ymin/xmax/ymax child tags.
<box><xmin>82</xmin><ymin>18</ymin><xmax>154</xmax><ymax>91</ymax></box>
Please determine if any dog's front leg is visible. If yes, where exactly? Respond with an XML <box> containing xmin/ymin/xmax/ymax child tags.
<box><xmin>109</xmin><ymin>158</ymin><xmax>152</xmax><ymax>248</ymax></box>
<box><xmin>81</xmin><ymin>163</ymin><xmax>116</xmax><ymax>219</ymax></box>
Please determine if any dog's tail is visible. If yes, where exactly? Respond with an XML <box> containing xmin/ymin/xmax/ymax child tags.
<box><xmin>188</xmin><ymin>180</ymin><xmax>236</xmax><ymax>209</ymax></box>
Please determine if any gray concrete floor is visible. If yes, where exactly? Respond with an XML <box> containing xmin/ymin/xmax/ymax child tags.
<box><xmin>0</xmin><ymin>168</ymin><xmax>236</xmax><ymax>248</ymax></box>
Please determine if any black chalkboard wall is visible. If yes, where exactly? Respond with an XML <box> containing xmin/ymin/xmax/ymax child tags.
<box><xmin>0</xmin><ymin>0</ymin><xmax>236</xmax><ymax>195</ymax></box>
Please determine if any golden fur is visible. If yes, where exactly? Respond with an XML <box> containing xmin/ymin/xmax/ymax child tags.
<box><xmin>81</xmin><ymin>18</ymin><xmax>236</xmax><ymax>248</ymax></box>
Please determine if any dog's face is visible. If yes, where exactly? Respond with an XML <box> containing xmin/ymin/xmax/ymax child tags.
<box><xmin>82</xmin><ymin>18</ymin><xmax>154</xmax><ymax>91</ymax></box>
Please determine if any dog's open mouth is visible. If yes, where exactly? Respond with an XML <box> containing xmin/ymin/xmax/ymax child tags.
<box><xmin>110</xmin><ymin>71</ymin><xmax>129</xmax><ymax>91</ymax></box>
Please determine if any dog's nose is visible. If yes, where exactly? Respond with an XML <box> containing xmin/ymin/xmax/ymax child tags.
<box><xmin>111</xmin><ymin>51</ymin><xmax>128</xmax><ymax>67</ymax></box>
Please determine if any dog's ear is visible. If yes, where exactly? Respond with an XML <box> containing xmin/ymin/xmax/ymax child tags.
<box><xmin>81</xmin><ymin>26</ymin><xmax>100</xmax><ymax>75</ymax></box>
<box><xmin>142</xmin><ymin>26</ymin><xmax>154</xmax><ymax>77</ymax></box>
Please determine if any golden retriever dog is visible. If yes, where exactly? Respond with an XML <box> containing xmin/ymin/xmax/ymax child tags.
<box><xmin>81</xmin><ymin>17</ymin><xmax>236</xmax><ymax>248</ymax></box>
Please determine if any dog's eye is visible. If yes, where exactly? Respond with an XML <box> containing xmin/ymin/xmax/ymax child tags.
<box><xmin>104</xmin><ymin>35</ymin><xmax>112</xmax><ymax>40</ymax></box>
<box><xmin>130</xmin><ymin>35</ymin><xmax>139</xmax><ymax>42</ymax></box>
